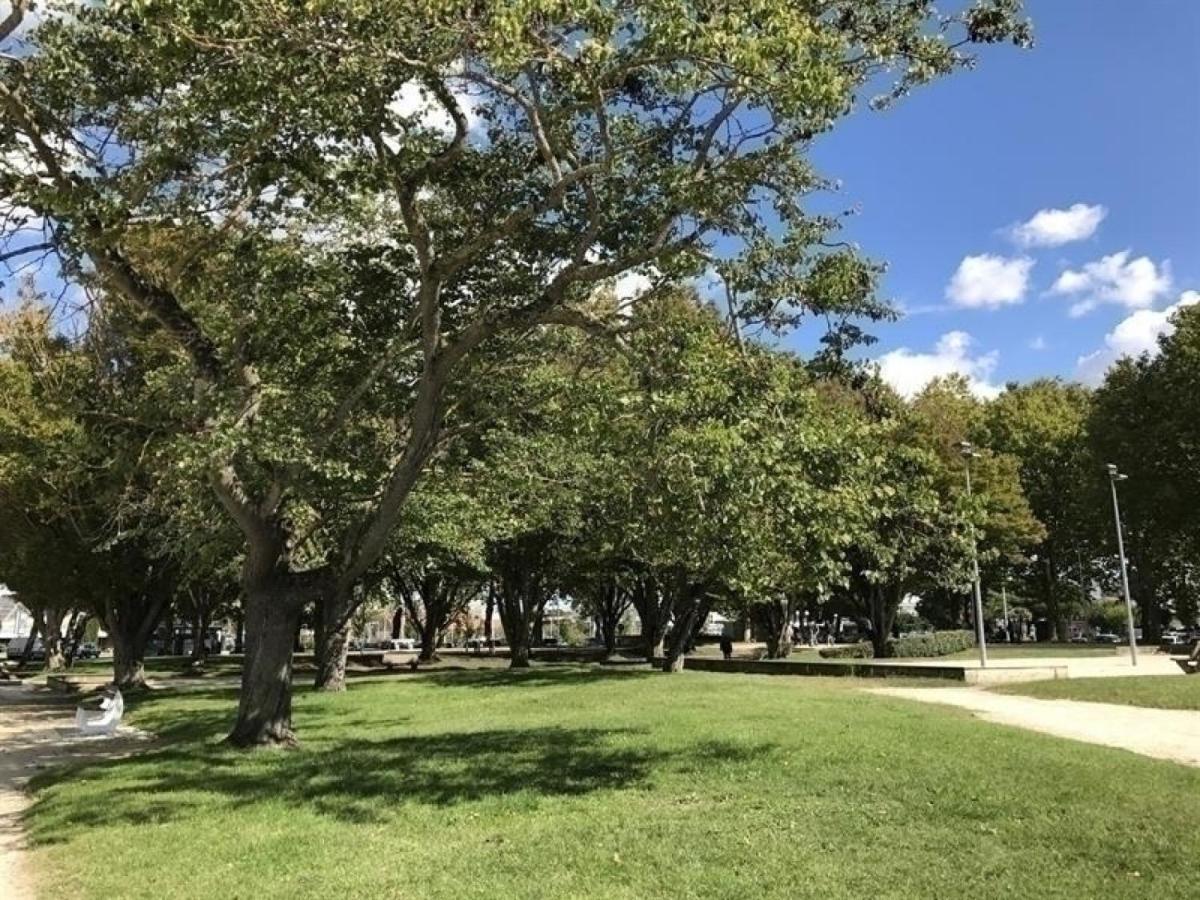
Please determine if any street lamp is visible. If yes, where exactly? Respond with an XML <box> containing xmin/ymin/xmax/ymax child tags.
<box><xmin>958</xmin><ymin>441</ymin><xmax>988</xmax><ymax>668</ymax></box>
<box><xmin>1106</xmin><ymin>464</ymin><xmax>1138</xmax><ymax>666</ymax></box>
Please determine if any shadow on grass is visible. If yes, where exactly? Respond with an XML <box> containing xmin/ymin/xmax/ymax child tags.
<box><xmin>407</xmin><ymin>665</ymin><xmax>656</xmax><ymax>689</ymax></box>
<box><xmin>24</xmin><ymin>665</ymin><xmax>776</xmax><ymax>848</ymax></box>
<box><xmin>25</xmin><ymin>722</ymin><xmax>773</xmax><ymax>847</ymax></box>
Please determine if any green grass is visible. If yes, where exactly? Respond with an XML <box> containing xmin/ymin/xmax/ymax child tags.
<box><xmin>995</xmin><ymin>674</ymin><xmax>1200</xmax><ymax>710</ymax></box>
<box><xmin>24</xmin><ymin>666</ymin><xmax>1200</xmax><ymax>899</ymax></box>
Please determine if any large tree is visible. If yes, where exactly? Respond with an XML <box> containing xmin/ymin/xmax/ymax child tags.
<box><xmin>1089</xmin><ymin>303</ymin><xmax>1200</xmax><ymax>635</ymax></box>
<box><xmin>1</xmin><ymin>1</ymin><xmax>1031</xmax><ymax>744</ymax></box>
<box><xmin>986</xmin><ymin>379</ymin><xmax>1096</xmax><ymax>639</ymax></box>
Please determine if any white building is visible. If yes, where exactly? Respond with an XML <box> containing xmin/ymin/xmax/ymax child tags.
<box><xmin>0</xmin><ymin>587</ymin><xmax>35</xmax><ymax>643</ymax></box>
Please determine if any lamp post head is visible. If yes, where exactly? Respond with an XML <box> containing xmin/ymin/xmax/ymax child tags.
<box><xmin>958</xmin><ymin>440</ymin><xmax>978</xmax><ymax>458</ymax></box>
<box><xmin>1106</xmin><ymin>463</ymin><xmax>1129</xmax><ymax>482</ymax></box>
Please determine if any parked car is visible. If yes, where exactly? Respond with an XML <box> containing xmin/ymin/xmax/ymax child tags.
<box><xmin>76</xmin><ymin>642</ymin><xmax>101</xmax><ymax>660</ymax></box>
<box><xmin>6</xmin><ymin>637</ymin><xmax>44</xmax><ymax>660</ymax></box>
<box><xmin>1093</xmin><ymin>632</ymin><xmax>1121</xmax><ymax>644</ymax></box>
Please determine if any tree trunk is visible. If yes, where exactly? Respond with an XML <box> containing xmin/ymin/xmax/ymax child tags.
<box><xmin>484</xmin><ymin>584</ymin><xmax>495</xmax><ymax>649</ymax></box>
<box><xmin>509</xmin><ymin>642</ymin><xmax>531</xmax><ymax>668</ymax></box>
<box><xmin>592</xmin><ymin>583</ymin><xmax>628</xmax><ymax>659</ymax></box>
<box><xmin>189</xmin><ymin>606</ymin><xmax>206</xmax><ymax>664</ymax></box>
<box><xmin>161</xmin><ymin>609</ymin><xmax>175</xmax><ymax>656</ymax></box>
<box><xmin>41</xmin><ymin>608</ymin><xmax>67</xmax><ymax>672</ymax></box>
<box><xmin>103</xmin><ymin>592</ymin><xmax>168</xmax><ymax>690</ymax></box>
<box><xmin>314</xmin><ymin>587</ymin><xmax>353</xmax><ymax>692</ymax></box>
<box><xmin>234</xmin><ymin>608</ymin><xmax>245</xmax><ymax>654</ymax></box>
<box><xmin>755</xmin><ymin>597</ymin><xmax>794</xmax><ymax>659</ymax></box>
<box><xmin>496</xmin><ymin>581</ymin><xmax>542</xmax><ymax>670</ymax></box>
<box><xmin>391</xmin><ymin>605</ymin><xmax>406</xmax><ymax>640</ymax></box>
<box><xmin>867</xmin><ymin>585</ymin><xmax>900</xmax><ymax>659</ymax></box>
<box><xmin>631</xmin><ymin>576</ymin><xmax>669</xmax><ymax>663</ymax></box>
<box><xmin>661</xmin><ymin>581</ymin><xmax>704</xmax><ymax>673</ymax></box>
<box><xmin>227</xmin><ymin>588</ymin><xmax>304</xmax><ymax>748</ymax></box>
<box><xmin>111</xmin><ymin>631</ymin><xmax>148</xmax><ymax>691</ymax></box>
<box><xmin>64</xmin><ymin>611</ymin><xmax>87</xmax><ymax>668</ymax></box>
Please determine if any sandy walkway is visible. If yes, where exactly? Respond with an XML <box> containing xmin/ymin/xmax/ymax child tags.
<box><xmin>871</xmin><ymin>685</ymin><xmax>1200</xmax><ymax>767</ymax></box>
<box><xmin>0</xmin><ymin>686</ymin><xmax>153</xmax><ymax>899</ymax></box>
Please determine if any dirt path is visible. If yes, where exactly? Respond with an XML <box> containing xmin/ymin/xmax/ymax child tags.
<box><xmin>871</xmin><ymin>685</ymin><xmax>1200</xmax><ymax>767</ymax></box>
<box><xmin>0</xmin><ymin>686</ymin><xmax>153</xmax><ymax>899</ymax></box>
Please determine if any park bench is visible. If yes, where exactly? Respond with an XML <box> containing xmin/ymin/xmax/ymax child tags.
<box><xmin>1176</xmin><ymin>640</ymin><xmax>1200</xmax><ymax>676</ymax></box>
<box><xmin>75</xmin><ymin>688</ymin><xmax>124</xmax><ymax>736</ymax></box>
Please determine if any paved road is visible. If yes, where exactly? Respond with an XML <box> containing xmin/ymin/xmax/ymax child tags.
<box><xmin>871</xmin><ymin>685</ymin><xmax>1200</xmax><ymax>767</ymax></box>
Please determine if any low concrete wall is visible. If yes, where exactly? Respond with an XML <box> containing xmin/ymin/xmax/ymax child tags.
<box><xmin>673</xmin><ymin>656</ymin><xmax>969</xmax><ymax>681</ymax></box>
<box><xmin>961</xmin><ymin>666</ymin><xmax>1069</xmax><ymax>685</ymax></box>
<box><xmin>668</xmin><ymin>656</ymin><xmax>1071</xmax><ymax>685</ymax></box>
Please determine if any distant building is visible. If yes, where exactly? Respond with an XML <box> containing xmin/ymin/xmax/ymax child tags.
<box><xmin>0</xmin><ymin>587</ymin><xmax>35</xmax><ymax>644</ymax></box>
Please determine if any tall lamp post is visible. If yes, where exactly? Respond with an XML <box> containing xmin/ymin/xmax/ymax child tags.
<box><xmin>1106</xmin><ymin>464</ymin><xmax>1138</xmax><ymax>666</ymax></box>
<box><xmin>959</xmin><ymin>441</ymin><xmax>988</xmax><ymax>668</ymax></box>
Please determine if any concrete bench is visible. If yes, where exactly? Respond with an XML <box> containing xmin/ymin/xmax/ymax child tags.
<box><xmin>75</xmin><ymin>688</ymin><xmax>124</xmax><ymax>736</ymax></box>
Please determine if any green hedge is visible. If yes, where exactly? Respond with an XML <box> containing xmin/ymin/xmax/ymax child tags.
<box><xmin>889</xmin><ymin>630</ymin><xmax>975</xmax><ymax>658</ymax></box>
<box><xmin>818</xmin><ymin>631</ymin><xmax>975</xmax><ymax>660</ymax></box>
<box><xmin>819</xmin><ymin>643</ymin><xmax>873</xmax><ymax>659</ymax></box>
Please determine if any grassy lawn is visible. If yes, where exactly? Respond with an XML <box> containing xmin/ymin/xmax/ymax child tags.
<box><xmin>941</xmin><ymin>642</ymin><xmax>1122</xmax><ymax>660</ymax></box>
<box><xmin>995</xmin><ymin>675</ymin><xmax>1200</xmax><ymax>710</ymax></box>
<box><xmin>25</xmin><ymin>666</ymin><xmax>1200</xmax><ymax>900</ymax></box>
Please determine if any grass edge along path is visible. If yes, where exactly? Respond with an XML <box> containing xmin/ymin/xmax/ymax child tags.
<box><xmin>993</xmin><ymin>673</ymin><xmax>1200</xmax><ymax>711</ymax></box>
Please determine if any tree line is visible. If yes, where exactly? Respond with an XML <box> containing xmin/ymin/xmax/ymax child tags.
<box><xmin>14</xmin><ymin>1</ymin><xmax>1190</xmax><ymax>752</ymax></box>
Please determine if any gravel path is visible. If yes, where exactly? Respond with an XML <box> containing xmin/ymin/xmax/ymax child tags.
<box><xmin>0</xmin><ymin>686</ymin><xmax>153</xmax><ymax>899</ymax></box>
<box><xmin>871</xmin><ymin>685</ymin><xmax>1200</xmax><ymax>767</ymax></box>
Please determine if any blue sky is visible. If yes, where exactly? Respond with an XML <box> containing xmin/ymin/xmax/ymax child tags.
<box><xmin>805</xmin><ymin>0</ymin><xmax>1200</xmax><ymax>396</ymax></box>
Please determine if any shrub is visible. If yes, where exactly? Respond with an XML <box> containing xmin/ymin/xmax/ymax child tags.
<box><xmin>888</xmin><ymin>630</ymin><xmax>975</xmax><ymax>658</ymax></box>
<box><xmin>817</xmin><ymin>631</ymin><xmax>974</xmax><ymax>660</ymax></box>
<box><xmin>819</xmin><ymin>643</ymin><xmax>873</xmax><ymax>659</ymax></box>
<box><xmin>557</xmin><ymin>618</ymin><xmax>590</xmax><ymax>648</ymax></box>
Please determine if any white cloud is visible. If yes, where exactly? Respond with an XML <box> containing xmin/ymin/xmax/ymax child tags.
<box><xmin>1051</xmin><ymin>250</ymin><xmax>1171</xmax><ymax>314</ymax></box>
<box><xmin>877</xmin><ymin>331</ymin><xmax>1002</xmax><ymax>400</ymax></box>
<box><xmin>945</xmin><ymin>254</ymin><xmax>1034</xmax><ymax>309</ymax></box>
<box><xmin>1076</xmin><ymin>290</ymin><xmax>1200</xmax><ymax>384</ymax></box>
<box><xmin>1028</xmin><ymin>335</ymin><xmax>1047</xmax><ymax>351</ymax></box>
<box><xmin>611</xmin><ymin>270</ymin><xmax>652</xmax><ymax>302</ymax></box>
<box><xmin>1011</xmin><ymin>203</ymin><xmax>1107</xmax><ymax>248</ymax></box>
<box><xmin>383</xmin><ymin>79</ymin><xmax>483</xmax><ymax>148</ymax></box>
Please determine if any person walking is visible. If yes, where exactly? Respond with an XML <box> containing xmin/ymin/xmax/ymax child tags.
<box><xmin>719</xmin><ymin>635</ymin><xmax>733</xmax><ymax>660</ymax></box>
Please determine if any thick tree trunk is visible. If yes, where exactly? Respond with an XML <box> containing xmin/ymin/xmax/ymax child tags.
<box><xmin>111</xmin><ymin>633</ymin><xmax>148</xmax><ymax>691</ymax></box>
<box><xmin>631</xmin><ymin>576</ymin><xmax>669</xmax><ymax>663</ymax></box>
<box><xmin>391</xmin><ymin>606</ymin><xmax>406</xmax><ymax>640</ymax></box>
<box><xmin>509</xmin><ymin>642</ymin><xmax>531</xmax><ymax>668</ymax></box>
<box><xmin>867</xmin><ymin>585</ymin><xmax>900</xmax><ymax>659</ymax></box>
<box><xmin>314</xmin><ymin>588</ymin><xmax>353</xmax><ymax>692</ymax></box>
<box><xmin>41</xmin><ymin>608</ymin><xmax>67</xmax><ymax>672</ymax></box>
<box><xmin>755</xmin><ymin>598</ymin><xmax>794</xmax><ymax>659</ymax></box>
<box><xmin>496</xmin><ymin>583</ymin><xmax>542</xmax><ymax>670</ymax></box>
<box><xmin>64</xmin><ymin>611</ymin><xmax>87</xmax><ymax>668</ymax></box>
<box><xmin>103</xmin><ymin>592</ymin><xmax>167</xmax><ymax>690</ymax></box>
<box><xmin>595</xmin><ymin>583</ymin><xmax>630</xmax><ymax>659</ymax></box>
<box><xmin>418</xmin><ymin>624</ymin><xmax>439</xmax><ymax>662</ymax></box>
<box><xmin>227</xmin><ymin>588</ymin><xmax>304</xmax><ymax>748</ymax></box>
<box><xmin>661</xmin><ymin>582</ymin><xmax>704</xmax><ymax>673</ymax></box>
